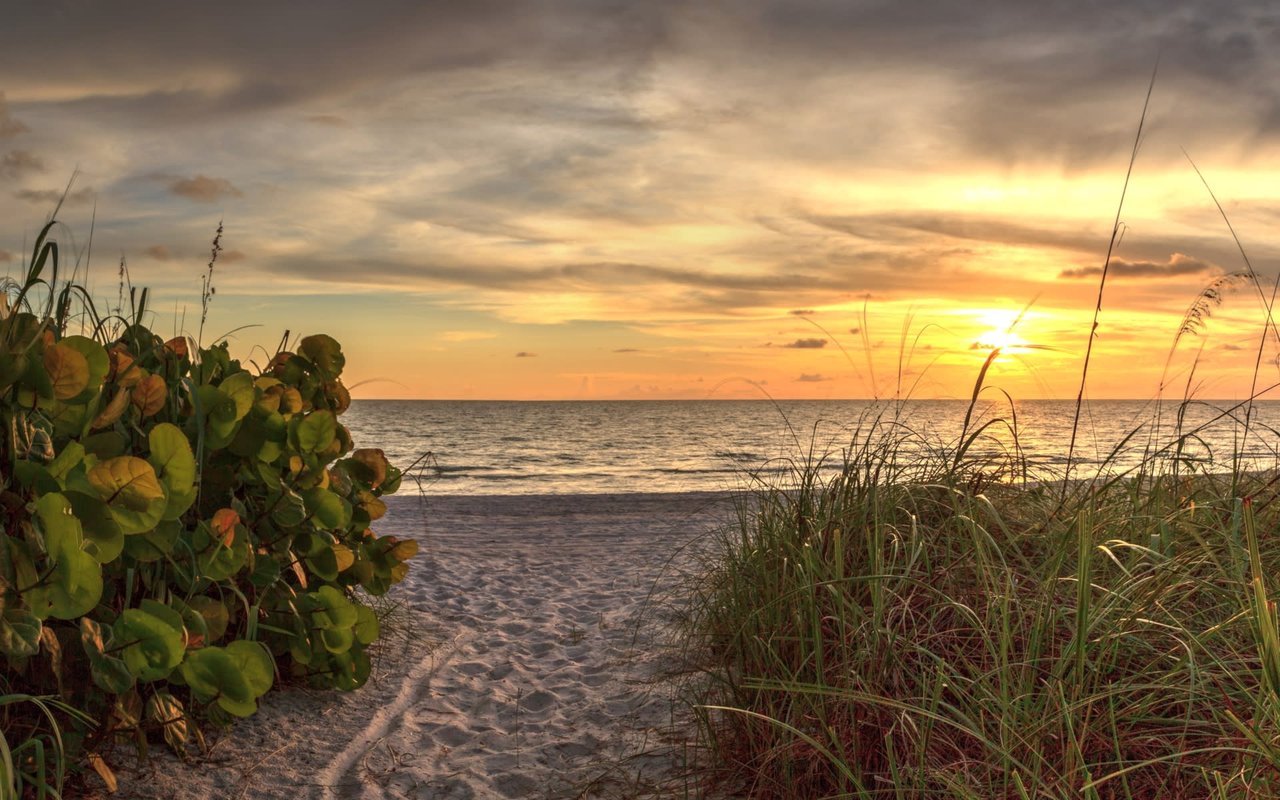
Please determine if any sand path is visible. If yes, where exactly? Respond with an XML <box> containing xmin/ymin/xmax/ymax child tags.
<box><xmin>109</xmin><ymin>492</ymin><xmax>732</xmax><ymax>799</ymax></box>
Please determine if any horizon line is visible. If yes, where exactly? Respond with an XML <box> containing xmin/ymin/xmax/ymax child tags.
<box><xmin>345</xmin><ymin>396</ymin><xmax>1276</xmax><ymax>403</ymax></box>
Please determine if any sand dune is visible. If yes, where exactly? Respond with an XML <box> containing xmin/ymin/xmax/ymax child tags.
<box><xmin>109</xmin><ymin>492</ymin><xmax>734</xmax><ymax>799</ymax></box>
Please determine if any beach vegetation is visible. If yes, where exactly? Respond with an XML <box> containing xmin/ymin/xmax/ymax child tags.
<box><xmin>0</xmin><ymin>220</ymin><xmax>415</xmax><ymax>795</ymax></box>
<box><xmin>684</xmin><ymin>405</ymin><xmax>1280</xmax><ymax>797</ymax></box>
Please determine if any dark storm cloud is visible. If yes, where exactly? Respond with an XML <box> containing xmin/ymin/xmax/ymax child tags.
<box><xmin>1058</xmin><ymin>252</ymin><xmax>1219</xmax><ymax>279</ymax></box>
<box><xmin>0</xmin><ymin>2</ymin><xmax>671</xmax><ymax>121</ymax></box>
<box><xmin>9</xmin><ymin>2</ymin><xmax>1280</xmax><ymax>176</ymax></box>
<box><xmin>12</xmin><ymin>1</ymin><xmax>1278</xmax><ymax>166</ymax></box>
<box><xmin>168</xmin><ymin>175</ymin><xmax>243</xmax><ymax>203</ymax></box>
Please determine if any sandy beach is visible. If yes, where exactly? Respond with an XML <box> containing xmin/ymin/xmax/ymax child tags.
<box><xmin>107</xmin><ymin>491</ymin><xmax>736</xmax><ymax>799</ymax></box>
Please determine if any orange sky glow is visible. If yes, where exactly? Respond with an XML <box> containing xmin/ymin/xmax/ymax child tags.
<box><xmin>4</xmin><ymin>3</ymin><xmax>1280</xmax><ymax>401</ymax></box>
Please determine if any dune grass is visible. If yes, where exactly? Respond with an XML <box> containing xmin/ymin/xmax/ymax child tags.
<box><xmin>681</xmin><ymin>399</ymin><xmax>1280</xmax><ymax>798</ymax></box>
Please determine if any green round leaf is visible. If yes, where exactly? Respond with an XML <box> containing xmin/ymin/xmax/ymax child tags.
<box><xmin>86</xmin><ymin>456</ymin><xmax>166</xmax><ymax>534</ymax></box>
<box><xmin>226</xmin><ymin>640</ymin><xmax>274</xmax><ymax>696</ymax></box>
<box><xmin>194</xmin><ymin>385</ymin><xmax>241</xmax><ymax>449</ymax></box>
<box><xmin>122</xmin><ymin>519</ymin><xmax>182</xmax><ymax>562</ymax></box>
<box><xmin>180</xmin><ymin>645</ymin><xmax>263</xmax><ymax>717</ymax></box>
<box><xmin>115</xmin><ymin>607</ymin><xmax>184</xmax><ymax>682</ymax></box>
<box><xmin>59</xmin><ymin>335</ymin><xmax>110</xmax><ymax>397</ymax></box>
<box><xmin>271</xmin><ymin>489</ymin><xmax>308</xmax><ymax>528</ymax></box>
<box><xmin>219</xmin><ymin>372</ymin><xmax>256</xmax><ymax>421</ymax></box>
<box><xmin>331</xmin><ymin>646</ymin><xmax>371</xmax><ymax>691</ymax></box>
<box><xmin>306</xmin><ymin>545</ymin><xmax>340</xmax><ymax>582</ymax></box>
<box><xmin>32</xmin><ymin>493</ymin><xmax>103</xmax><ymax>619</ymax></box>
<box><xmin>303</xmin><ymin>487</ymin><xmax>351</xmax><ymax>531</ymax></box>
<box><xmin>186</xmin><ymin>596</ymin><xmax>230</xmax><ymax>644</ymax></box>
<box><xmin>321</xmin><ymin>626</ymin><xmax>354</xmax><ymax>654</ymax></box>
<box><xmin>292</xmin><ymin>410</ymin><xmax>336</xmax><ymax>455</ymax></box>
<box><xmin>148</xmin><ymin>423</ymin><xmax>197</xmax><ymax>520</ymax></box>
<box><xmin>310</xmin><ymin>585</ymin><xmax>357</xmax><ymax>631</ymax></box>
<box><xmin>65</xmin><ymin>490</ymin><xmax>125</xmax><ymax>564</ymax></box>
<box><xmin>353</xmin><ymin>603</ymin><xmax>379</xmax><ymax>646</ymax></box>
<box><xmin>298</xmin><ymin>334</ymin><xmax>345</xmax><ymax>378</ymax></box>
<box><xmin>47</xmin><ymin>441</ymin><xmax>86</xmax><ymax>485</ymax></box>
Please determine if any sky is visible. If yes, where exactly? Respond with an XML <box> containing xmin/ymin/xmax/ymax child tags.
<box><xmin>5</xmin><ymin>1</ymin><xmax>1280</xmax><ymax>400</ymax></box>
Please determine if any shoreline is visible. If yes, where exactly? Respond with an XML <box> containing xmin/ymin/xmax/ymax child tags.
<box><xmin>108</xmin><ymin>490</ymin><xmax>737</xmax><ymax>799</ymax></box>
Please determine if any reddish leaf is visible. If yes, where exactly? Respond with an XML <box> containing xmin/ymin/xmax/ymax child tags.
<box><xmin>131</xmin><ymin>374</ymin><xmax>166</xmax><ymax>417</ymax></box>
<box><xmin>211</xmin><ymin>509</ymin><xmax>239</xmax><ymax>547</ymax></box>
<box><xmin>43</xmin><ymin>342</ymin><xmax>90</xmax><ymax>400</ymax></box>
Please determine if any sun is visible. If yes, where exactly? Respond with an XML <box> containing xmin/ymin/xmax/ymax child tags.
<box><xmin>970</xmin><ymin>308</ymin><xmax>1031</xmax><ymax>353</ymax></box>
<box><xmin>975</xmin><ymin>327</ymin><xmax>1028</xmax><ymax>352</ymax></box>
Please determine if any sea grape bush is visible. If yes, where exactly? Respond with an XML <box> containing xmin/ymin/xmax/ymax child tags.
<box><xmin>0</xmin><ymin>224</ymin><xmax>415</xmax><ymax>792</ymax></box>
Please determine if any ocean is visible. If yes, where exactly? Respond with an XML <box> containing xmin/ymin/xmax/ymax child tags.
<box><xmin>340</xmin><ymin>399</ymin><xmax>1280</xmax><ymax>496</ymax></box>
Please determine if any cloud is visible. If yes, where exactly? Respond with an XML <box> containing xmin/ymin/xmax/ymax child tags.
<box><xmin>1058</xmin><ymin>252</ymin><xmax>1219</xmax><ymax>280</ymax></box>
<box><xmin>514</xmin><ymin>351</ymin><xmax>537</xmax><ymax>357</ymax></box>
<box><xmin>796</xmin><ymin>373</ymin><xmax>830</xmax><ymax>382</ymax></box>
<box><xmin>0</xmin><ymin>248</ymin><xmax>13</xmax><ymax>262</ymax></box>
<box><xmin>848</xmin><ymin>327</ymin><xmax>861</xmax><ymax>335</ymax></box>
<box><xmin>220</xmin><ymin>249</ymin><xmax>247</xmax><ymax>263</ymax></box>
<box><xmin>805</xmin><ymin>211</ymin><xmax>1103</xmax><ymax>254</ymax></box>
<box><xmin>613</xmin><ymin>348</ymin><xmax>641</xmax><ymax>353</ymax></box>
<box><xmin>145</xmin><ymin>245</ymin><xmax>174</xmax><ymax>260</ymax></box>
<box><xmin>789</xmin><ymin>308</ymin><xmax>815</xmax><ymax>316</ymax></box>
<box><xmin>781</xmin><ymin>338</ymin><xmax>826</xmax><ymax>349</ymax></box>
<box><xmin>258</xmin><ymin>255</ymin><xmax>855</xmax><ymax>303</ymax></box>
<box><xmin>168</xmin><ymin>175</ymin><xmax>244</xmax><ymax>203</ymax></box>
<box><xmin>14</xmin><ymin>187</ymin><xmax>95</xmax><ymax>206</ymax></box>
<box><xmin>0</xmin><ymin>3</ymin><xmax>669</xmax><ymax>127</ymax></box>
<box><xmin>0</xmin><ymin>94</ymin><xmax>27</xmax><ymax>139</ymax></box>
<box><xmin>0</xmin><ymin>150</ymin><xmax>43</xmax><ymax>179</ymax></box>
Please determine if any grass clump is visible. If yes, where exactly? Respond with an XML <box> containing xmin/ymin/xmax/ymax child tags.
<box><xmin>684</xmin><ymin>413</ymin><xmax>1280</xmax><ymax>798</ymax></box>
